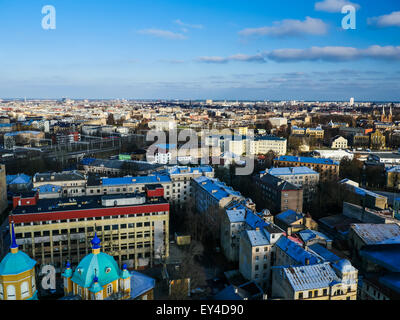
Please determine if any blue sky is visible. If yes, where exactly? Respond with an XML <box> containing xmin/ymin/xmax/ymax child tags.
<box><xmin>0</xmin><ymin>0</ymin><xmax>400</xmax><ymax>101</ymax></box>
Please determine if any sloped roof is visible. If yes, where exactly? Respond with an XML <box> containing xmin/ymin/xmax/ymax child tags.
<box><xmin>276</xmin><ymin>210</ymin><xmax>304</xmax><ymax>225</ymax></box>
<box><xmin>282</xmin><ymin>263</ymin><xmax>341</xmax><ymax>292</ymax></box>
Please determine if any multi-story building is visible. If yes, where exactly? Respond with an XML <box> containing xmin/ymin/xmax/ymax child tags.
<box><xmin>3</xmin><ymin>131</ymin><xmax>45</xmax><ymax>150</ymax></box>
<box><xmin>33</xmin><ymin>171</ymin><xmax>87</xmax><ymax>198</ymax></box>
<box><xmin>268</xmin><ymin>118</ymin><xmax>287</xmax><ymax>127</ymax></box>
<box><xmin>192</xmin><ymin>176</ymin><xmax>245</xmax><ymax>214</ymax></box>
<box><xmin>9</xmin><ymin>187</ymin><xmax>170</xmax><ymax>271</ymax></box>
<box><xmin>249</xmin><ymin>136</ymin><xmax>287</xmax><ymax>156</ymax></box>
<box><xmin>386</xmin><ymin>166</ymin><xmax>400</xmax><ymax>189</ymax></box>
<box><xmin>370</xmin><ymin>130</ymin><xmax>386</xmax><ymax>150</ymax></box>
<box><xmin>254</xmin><ymin>172</ymin><xmax>303</xmax><ymax>214</ymax></box>
<box><xmin>274</xmin><ymin>156</ymin><xmax>340</xmax><ymax>181</ymax></box>
<box><xmin>164</xmin><ymin>166</ymin><xmax>214</xmax><ymax>206</ymax></box>
<box><xmin>339</xmin><ymin>179</ymin><xmax>388</xmax><ymax>210</ymax></box>
<box><xmin>348</xmin><ymin>223</ymin><xmax>400</xmax><ymax>272</ymax></box>
<box><xmin>331</xmin><ymin>136</ymin><xmax>348</xmax><ymax>149</ymax></box>
<box><xmin>239</xmin><ymin>224</ymin><xmax>285</xmax><ymax>289</ymax></box>
<box><xmin>265</xmin><ymin>167</ymin><xmax>319</xmax><ymax>203</ymax></box>
<box><xmin>274</xmin><ymin>210</ymin><xmax>318</xmax><ymax>236</ymax></box>
<box><xmin>220</xmin><ymin>203</ymin><xmax>273</xmax><ymax>263</ymax></box>
<box><xmin>271</xmin><ymin>260</ymin><xmax>358</xmax><ymax>300</ymax></box>
<box><xmin>86</xmin><ymin>174</ymin><xmax>173</xmax><ymax>202</ymax></box>
<box><xmin>0</xmin><ymin>165</ymin><xmax>7</xmax><ymax>214</ymax></box>
<box><xmin>291</xmin><ymin>126</ymin><xmax>324</xmax><ymax>139</ymax></box>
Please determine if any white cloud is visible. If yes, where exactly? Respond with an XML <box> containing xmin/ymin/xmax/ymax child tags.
<box><xmin>368</xmin><ymin>11</ymin><xmax>400</xmax><ymax>28</ymax></box>
<box><xmin>197</xmin><ymin>54</ymin><xmax>267</xmax><ymax>64</ymax></box>
<box><xmin>195</xmin><ymin>46</ymin><xmax>400</xmax><ymax>64</ymax></box>
<box><xmin>266</xmin><ymin>45</ymin><xmax>400</xmax><ymax>62</ymax></box>
<box><xmin>239</xmin><ymin>17</ymin><xmax>328</xmax><ymax>37</ymax></box>
<box><xmin>137</xmin><ymin>29</ymin><xmax>187</xmax><ymax>40</ymax></box>
<box><xmin>315</xmin><ymin>0</ymin><xmax>360</xmax><ymax>13</ymax></box>
<box><xmin>173</xmin><ymin>19</ymin><xmax>203</xmax><ymax>29</ymax></box>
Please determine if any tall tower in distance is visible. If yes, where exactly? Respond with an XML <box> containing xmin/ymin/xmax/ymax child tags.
<box><xmin>350</xmin><ymin>97</ymin><xmax>355</xmax><ymax>107</ymax></box>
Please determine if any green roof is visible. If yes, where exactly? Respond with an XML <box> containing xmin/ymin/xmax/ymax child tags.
<box><xmin>0</xmin><ymin>251</ymin><xmax>36</xmax><ymax>276</ymax></box>
<box><xmin>71</xmin><ymin>252</ymin><xmax>120</xmax><ymax>288</ymax></box>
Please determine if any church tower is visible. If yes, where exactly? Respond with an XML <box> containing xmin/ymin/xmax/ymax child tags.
<box><xmin>0</xmin><ymin>222</ymin><xmax>38</xmax><ymax>300</ymax></box>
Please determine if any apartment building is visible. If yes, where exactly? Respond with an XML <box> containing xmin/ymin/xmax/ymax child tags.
<box><xmin>3</xmin><ymin>131</ymin><xmax>45</xmax><ymax>150</ymax></box>
<box><xmin>0</xmin><ymin>164</ymin><xmax>7</xmax><ymax>214</ymax></box>
<box><xmin>86</xmin><ymin>174</ymin><xmax>173</xmax><ymax>202</ymax></box>
<box><xmin>271</xmin><ymin>261</ymin><xmax>358</xmax><ymax>300</ymax></box>
<box><xmin>274</xmin><ymin>156</ymin><xmax>340</xmax><ymax>181</ymax></box>
<box><xmin>239</xmin><ymin>224</ymin><xmax>285</xmax><ymax>289</ymax></box>
<box><xmin>164</xmin><ymin>166</ymin><xmax>214</xmax><ymax>206</ymax></box>
<box><xmin>249</xmin><ymin>136</ymin><xmax>287</xmax><ymax>156</ymax></box>
<box><xmin>265</xmin><ymin>167</ymin><xmax>319</xmax><ymax>203</ymax></box>
<box><xmin>33</xmin><ymin>171</ymin><xmax>87</xmax><ymax>198</ymax></box>
<box><xmin>220</xmin><ymin>203</ymin><xmax>273</xmax><ymax>263</ymax></box>
<box><xmin>254</xmin><ymin>172</ymin><xmax>303</xmax><ymax>214</ymax></box>
<box><xmin>331</xmin><ymin>136</ymin><xmax>348</xmax><ymax>149</ymax></box>
<box><xmin>291</xmin><ymin>126</ymin><xmax>324</xmax><ymax>139</ymax></box>
<box><xmin>9</xmin><ymin>188</ymin><xmax>170</xmax><ymax>271</ymax></box>
<box><xmin>192</xmin><ymin>176</ymin><xmax>245</xmax><ymax>214</ymax></box>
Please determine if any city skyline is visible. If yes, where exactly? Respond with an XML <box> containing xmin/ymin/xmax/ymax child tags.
<box><xmin>1</xmin><ymin>0</ymin><xmax>400</xmax><ymax>100</ymax></box>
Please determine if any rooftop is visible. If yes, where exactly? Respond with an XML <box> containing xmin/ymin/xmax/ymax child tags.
<box><xmin>274</xmin><ymin>155</ymin><xmax>339</xmax><ymax>166</ymax></box>
<box><xmin>281</xmin><ymin>262</ymin><xmax>341</xmax><ymax>292</ymax></box>
<box><xmin>276</xmin><ymin>236</ymin><xmax>320</xmax><ymax>265</ymax></box>
<box><xmin>267</xmin><ymin>166</ymin><xmax>319</xmax><ymax>176</ymax></box>
<box><xmin>351</xmin><ymin>223</ymin><xmax>400</xmax><ymax>245</ymax></box>
<box><xmin>12</xmin><ymin>193</ymin><xmax>167</xmax><ymax>216</ymax></box>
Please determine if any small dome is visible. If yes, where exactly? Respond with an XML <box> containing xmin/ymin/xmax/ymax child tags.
<box><xmin>0</xmin><ymin>251</ymin><xmax>36</xmax><ymax>276</ymax></box>
<box><xmin>71</xmin><ymin>252</ymin><xmax>120</xmax><ymax>288</ymax></box>
<box><xmin>0</xmin><ymin>222</ymin><xmax>36</xmax><ymax>276</ymax></box>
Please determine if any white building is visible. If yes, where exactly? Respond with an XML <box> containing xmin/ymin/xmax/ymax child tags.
<box><xmin>249</xmin><ymin>136</ymin><xmax>287</xmax><ymax>156</ymax></box>
<box><xmin>268</xmin><ymin>118</ymin><xmax>288</xmax><ymax>127</ymax></box>
<box><xmin>239</xmin><ymin>225</ymin><xmax>285</xmax><ymax>288</ymax></box>
<box><xmin>331</xmin><ymin>136</ymin><xmax>348</xmax><ymax>149</ymax></box>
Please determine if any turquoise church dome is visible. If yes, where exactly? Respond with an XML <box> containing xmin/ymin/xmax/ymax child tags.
<box><xmin>70</xmin><ymin>233</ymin><xmax>121</xmax><ymax>288</ymax></box>
<box><xmin>0</xmin><ymin>223</ymin><xmax>36</xmax><ymax>276</ymax></box>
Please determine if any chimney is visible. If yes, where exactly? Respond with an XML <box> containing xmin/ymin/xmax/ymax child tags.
<box><xmin>305</xmin><ymin>258</ymin><xmax>310</xmax><ymax>265</ymax></box>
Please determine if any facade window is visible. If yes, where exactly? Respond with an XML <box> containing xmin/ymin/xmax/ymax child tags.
<box><xmin>107</xmin><ymin>284</ymin><xmax>113</xmax><ymax>295</ymax></box>
<box><xmin>7</xmin><ymin>285</ymin><xmax>16</xmax><ymax>300</ymax></box>
<box><xmin>21</xmin><ymin>281</ymin><xmax>29</xmax><ymax>298</ymax></box>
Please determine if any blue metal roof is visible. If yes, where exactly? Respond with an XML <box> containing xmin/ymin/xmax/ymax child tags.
<box><xmin>298</xmin><ymin>229</ymin><xmax>332</xmax><ymax>243</ymax></box>
<box><xmin>268</xmin><ymin>166</ymin><xmax>318</xmax><ymax>176</ymax></box>
<box><xmin>307</xmin><ymin>243</ymin><xmax>340</xmax><ymax>263</ymax></box>
<box><xmin>194</xmin><ymin>176</ymin><xmax>243</xmax><ymax>201</ymax></box>
<box><xmin>130</xmin><ymin>271</ymin><xmax>155</xmax><ymax>299</ymax></box>
<box><xmin>276</xmin><ymin>210</ymin><xmax>304</xmax><ymax>225</ymax></box>
<box><xmin>4</xmin><ymin>131</ymin><xmax>42</xmax><ymax>137</ymax></box>
<box><xmin>167</xmin><ymin>165</ymin><xmax>213</xmax><ymax>175</ymax></box>
<box><xmin>102</xmin><ymin>174</ymin><xmax>171</xmax><ymax>186</ymax></box>
<box><xmin>6</xmin><ymin>174</ymin><xmax>32</xmax><ymax>185</ymax></box>
<box><xmin>276</xmin><ymin>236</ymin><xmax>320</xmax><ymax>265</ymax></box>
<box><xmin>33</xmin><ymin>184</ymin><xmax>61</xmax><ymax>193</ymax></box>
<box><xmin>360</xmin><ymin>245</ymin><xmax>400</xmax><ymax>272</ymax></box>
<box><xmin>379</xmin><ymin>273</ymin><xmax>400</xmax><ymax>294</ymax></box>
<box><xmin>275</xmin><ymin>155</ymin><xmax>339</xmax><ymax>166</ymax></box>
